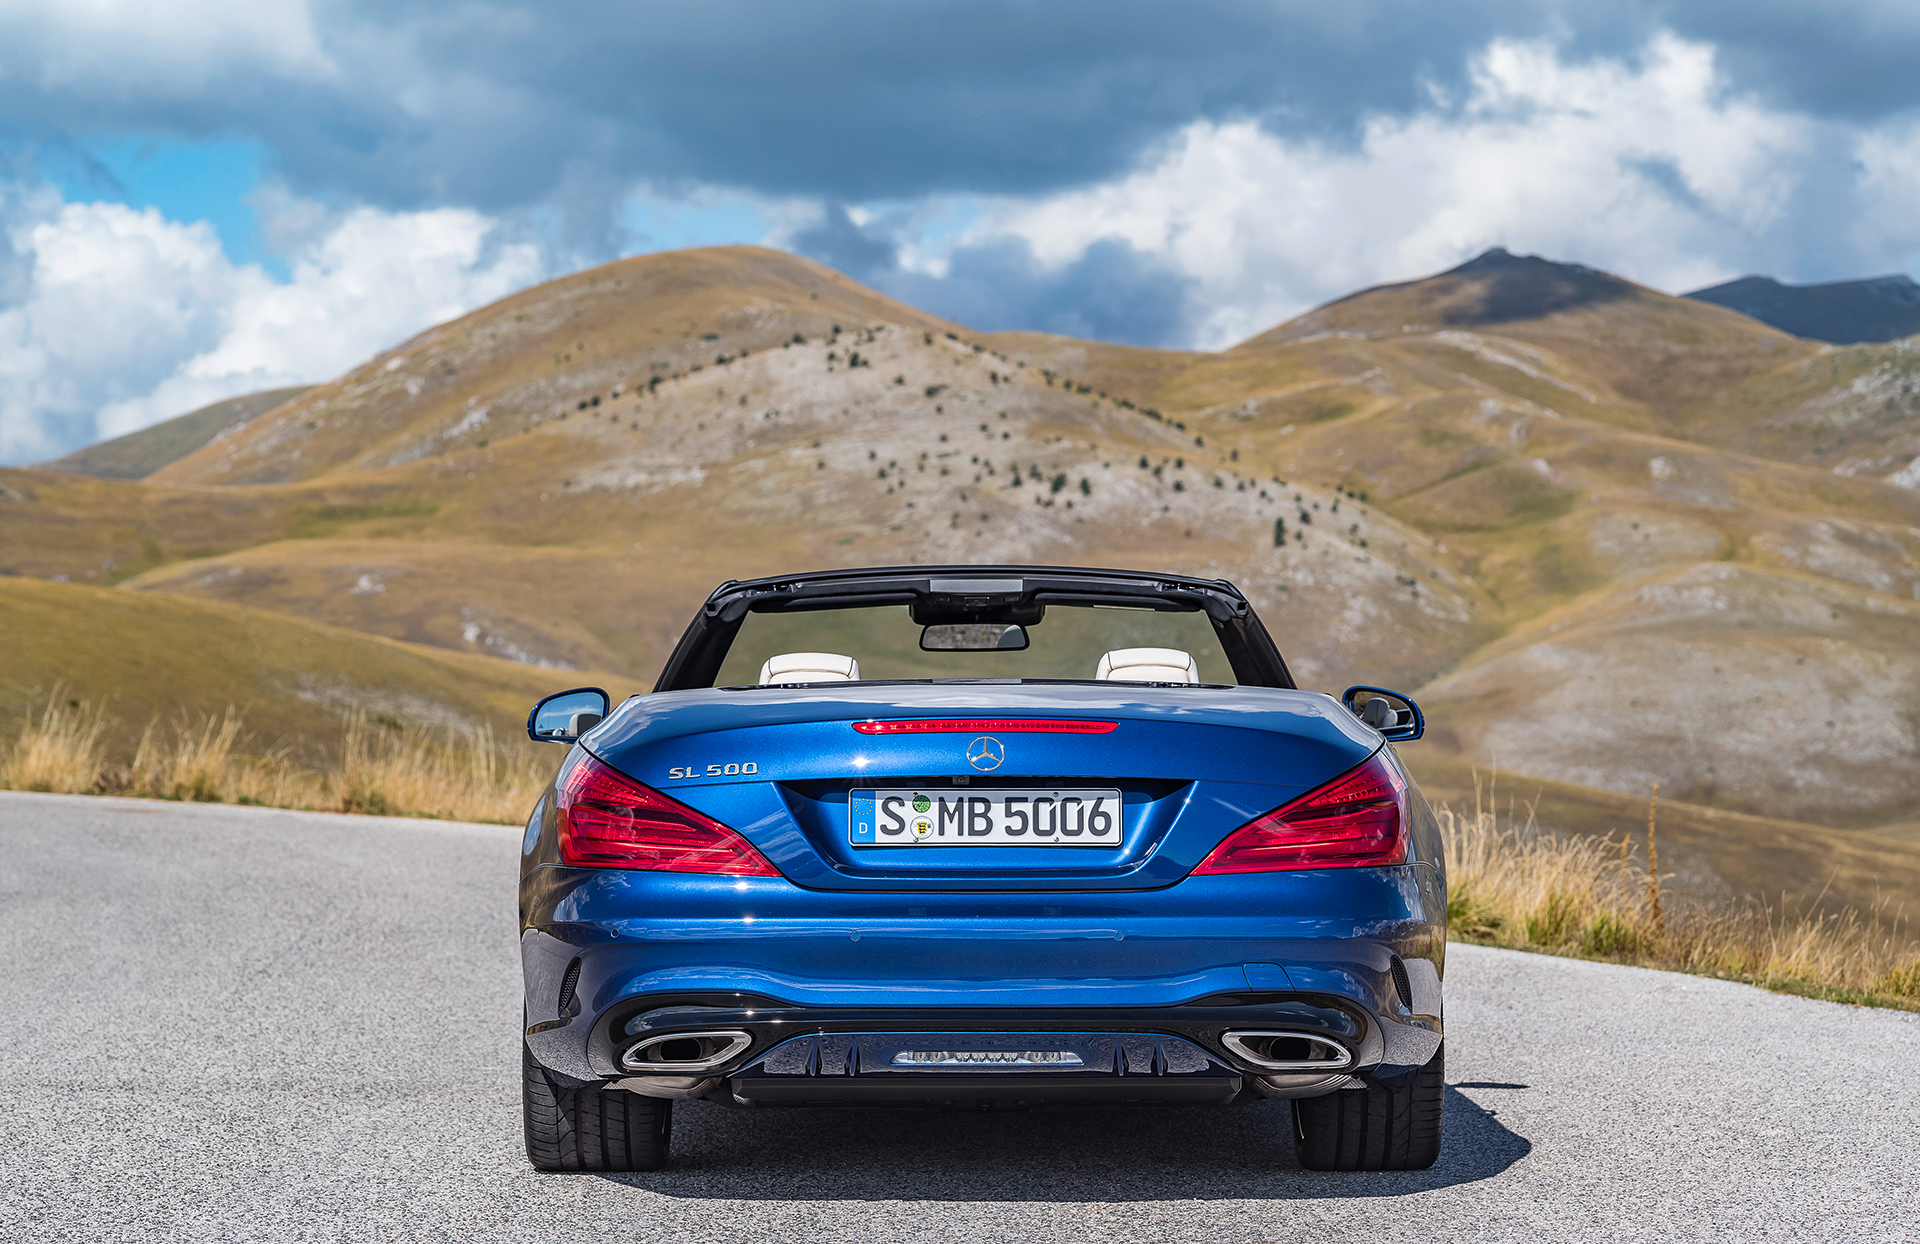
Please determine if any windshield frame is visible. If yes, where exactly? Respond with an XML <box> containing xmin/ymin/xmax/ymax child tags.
<box><xmin>653</xmin><ymin>564</ymin><xmax>1294</xmax><ymax>691</ymax></box>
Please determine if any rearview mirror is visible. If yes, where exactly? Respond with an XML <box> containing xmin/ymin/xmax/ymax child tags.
<box><xmin>1341</xmin><ymin>685</ymin><xmax>1424</xmax><ymax>741</ymax></box>
<box><xmin>920</xmin><ymin>623</ymin><xmax>1029</xmax><ymax>651</ymax></box>
<box><xmin>527</xmin><ymin>686</ymin><xmax>611</xmax><ymax>743</ymax></box>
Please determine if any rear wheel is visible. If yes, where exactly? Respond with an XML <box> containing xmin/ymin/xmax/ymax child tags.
<box><xmin>523</xmin><ymin>1043</ymin><xmax>672</xmax><ymax>1171</ymax></box>
<box><xmin>1293</xmin><ymin>1043</ymin><xmax>1443</xmax><ymax>1171</ymax></box>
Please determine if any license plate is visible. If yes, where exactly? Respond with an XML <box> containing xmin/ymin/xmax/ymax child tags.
<box><xmin>849</xmin><ymin>789</ymin><xmax>1122</xmax><ymax>847</ymax></box>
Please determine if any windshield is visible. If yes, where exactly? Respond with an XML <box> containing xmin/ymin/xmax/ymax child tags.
<box><xmin>712</xmin><ymin>603</ymin><xmax>1237</xmax><ymax>685</ymax></box>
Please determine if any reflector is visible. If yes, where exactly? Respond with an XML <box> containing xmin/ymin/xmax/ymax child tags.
<box><xmin>1191</xmin><ymin>752</ymin><xmax>1408</xmax><ymax>874</ymax></box>
<box><xmin>556</xmin><ymin>753</ymin><xmax>779</xmax><ymax>876</ymax></box>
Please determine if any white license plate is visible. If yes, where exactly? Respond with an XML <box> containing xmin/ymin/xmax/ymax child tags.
<box><xmin>849</xmin><ymin>789</ymin><xmax>1122</xmax><ymax>847</ymax></box>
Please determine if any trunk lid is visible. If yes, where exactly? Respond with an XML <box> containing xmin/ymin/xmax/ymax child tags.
<box><xmin>586</xmin><ymin>682</ymin><xmax>1375</xmax><ymax>892</ymax></box>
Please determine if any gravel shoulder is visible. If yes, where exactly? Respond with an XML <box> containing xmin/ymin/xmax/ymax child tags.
<box><xmin>2</xmin><ymin>790</ymin><xmax>1915</xmax><ymax>1242</ymax></box>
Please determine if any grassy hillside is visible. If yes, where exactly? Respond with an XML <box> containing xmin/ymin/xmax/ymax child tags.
<box><xmin>1226</xmin><ymin>248</ymin><xmax>1920</xmax><ymax>477</ymax></box>
<box><xmin>0</xmin><ymin>576</ymin><xmax>625</xmax><ymax>765</ymax></box>
<box><xmin>40</xmin><ymin>387</ymin><xmax>310</xmax><ymax>481</ymax></box>
<box><xmin>1411</xmin><ymin>563</ymin><xmax>1920</xmax><ymax>827</ymax></box>
<box><xmin>1403</xmin><ymin>752</ymin><xmax>1920</xmax><ymax>925</ymax></box>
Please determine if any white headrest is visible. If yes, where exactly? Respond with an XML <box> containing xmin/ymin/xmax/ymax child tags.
<box><xmin>1094</xmin><ymin>647</ymin><xmax>1199</xmax><ymax>684</ymax></box>
<box><xmin>757</xmin><ymin>652</ymin><xmax>860</xmax><ymax>684</ymax></box>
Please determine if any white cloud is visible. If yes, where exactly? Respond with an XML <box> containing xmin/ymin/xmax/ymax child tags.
<box><xmin>123</xmin><ymin>201</ymin><xmax>544</xmax><ymax>435</ymax></box>
<box><xmin>0</xmin><ymin>0</ymin><xmax>334</xmax><ymax>90</ymax></box>
<box><xmin>941</xmin><ymin>33</ymin><xmax>1920</xmax><ymax>348</ymax></box>
<box><xmin>0</xmin><ymin>189</ymin><xmax>543</xmax><ymax>462</ymax></box>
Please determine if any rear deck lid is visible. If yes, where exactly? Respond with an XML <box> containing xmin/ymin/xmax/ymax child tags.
<box><xmin>586</xmin><ymin>683</ymin><xmax>1375</xmax><ymax>892</ymax></box>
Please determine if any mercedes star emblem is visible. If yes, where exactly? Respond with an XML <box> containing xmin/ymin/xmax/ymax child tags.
<box><xmin>966</xmin><ymin>736</ymin><xmax>1005</xmax><ymax>771</ymax></box>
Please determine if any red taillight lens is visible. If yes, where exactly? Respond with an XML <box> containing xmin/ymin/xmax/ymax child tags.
<box><xmin>1192</xmin><ymin>753</ymin><xmax>1408</xmax><ymax>874</ymax></box>
<box><xmin>852</xmin><ymin>719</ymin><xmax>1117</xmax><ymax>735</ymax></box>
<box><xmin>556</xmin><ymin>753</ymin><xmax>779</xmax><ymax>876</ymax></box>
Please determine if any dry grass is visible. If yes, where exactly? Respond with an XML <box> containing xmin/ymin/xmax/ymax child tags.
<box><xmin>1442</xmin><ymin>770</ymin><xmax>1920</xmax><ymax>1010</ymax></box>
<box><xmin>0</xmin><ymin>685</ymin><xmax>111</xmax><ymax>793</ymax></box>
<box><xmin>0</xmin><ymin>695</ymin><xmax>552</xmax><ymax>823</ymax></box>
<box><xmin>336</xmin><ymin>711</ymin><xmax>549</xmax><ymax>822</ymax></box>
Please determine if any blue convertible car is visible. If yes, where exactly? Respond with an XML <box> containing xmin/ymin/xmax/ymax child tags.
<box><xmin>519</xmin><ymin>565</ymin><xmax>1445</xmax><ymax>1172</ymax></box>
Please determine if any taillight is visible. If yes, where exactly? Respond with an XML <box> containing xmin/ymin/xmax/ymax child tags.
<box><xmin>1192</xmin><ymin>753</ymin><xmax>1408</xmax><ymax>874</ymax></box>
<box><xmin>556</xmin><ymin>753</ymin><xmax>779</xmax><ymax>876</ymax></box>
<box><xmin>852</xmin><ymin>719</ymin><xmax>1117</xmax><ymax>735</ymax></box>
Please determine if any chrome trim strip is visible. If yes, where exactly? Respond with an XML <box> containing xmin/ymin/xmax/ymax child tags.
<box><xmin>890</xmin><ymin>1049</ymin><xmax>1085</xmax><ymax>1066</ymax></box>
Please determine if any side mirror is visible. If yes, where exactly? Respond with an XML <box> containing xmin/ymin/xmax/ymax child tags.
<box><xmin>920</xmin><ymin>623</ymin><xmax>1029</xmax><ymax>651</ymax></box>
<box><xmin>1341</xmin><ymin>686</ymin><xmax>1424</xmax><ymax>741</ymax></box>
<box><xmin>527</xmin><ymin>687</ymin><xmax>611</xmax><ymax>744</ymax></box>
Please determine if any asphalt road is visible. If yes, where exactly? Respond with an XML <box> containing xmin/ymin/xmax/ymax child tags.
<box><xmin>1</xmin><ymin>790</ymin><xmax>1915</xmax><ymax>1243</ymax></box>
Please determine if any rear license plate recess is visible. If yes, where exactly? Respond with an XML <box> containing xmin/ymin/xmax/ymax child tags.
<box><xmin>849</xmin><ymin>789</ymin><xmax>1121</xmax><ymax>846</ymax></box>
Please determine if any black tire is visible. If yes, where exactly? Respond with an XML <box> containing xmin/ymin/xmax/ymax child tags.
<box><xmin>1293</xmin><ymin>1043</ymin><xmax>1443</xmax><ymax>1171</ymax></box>
<box><xmin>523</xmin><ymin>1043</ymin><xmax>672</xmax><ymax>1171</ymax></box>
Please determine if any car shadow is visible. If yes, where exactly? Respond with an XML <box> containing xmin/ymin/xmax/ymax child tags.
<box><xmin>593</xmin><ymin>1086</ymin><xmax>1530</xmax><ymax>1200</ymax></box>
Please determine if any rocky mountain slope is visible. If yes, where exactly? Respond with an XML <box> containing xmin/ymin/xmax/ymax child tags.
<box><xmin>3</xmin><ymin>244</ymin><xmax>1917</xmax><ymax>901</ymax></box>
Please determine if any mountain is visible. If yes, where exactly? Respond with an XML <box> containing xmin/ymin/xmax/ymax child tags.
<box><xmin>7</xmin><ymin>243</ymin><xmax>1920</xmax><ymax>914</ymax></box>
<box><xmin>1264</xmin><ymin>246</ymin><xmax>1654</xmax><ymax>332</ymax></box>
<box><xmin>148</xmin><ymin>248</ymin><xmax>960</xmax><ymax>487</ymax></box>
<box><xmin>39</xmin><ymin>387</ymin><xmax>310</xmax><ymax>481</ymax></box>
<box><xmin>111</xmin><ymin>246</ymin><xmax>1500</xmax><ymax>692</ymax></box>
<box><xmin>1685</xmin><ymin>274</ymin><xmax>1920</xmax><ymax>345</ymax></box>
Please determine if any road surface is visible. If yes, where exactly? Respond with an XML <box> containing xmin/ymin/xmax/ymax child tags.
<box><xmin>1</xmin><ymin>790</ymin><xmax>1914</xmax><ymax>1241</ymax></box>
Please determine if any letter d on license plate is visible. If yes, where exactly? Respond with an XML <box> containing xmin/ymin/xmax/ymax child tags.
<box><xmin>849</xmin><ymin>789</ymin><xmax>1121</xmax><ymax>846</ymax></box>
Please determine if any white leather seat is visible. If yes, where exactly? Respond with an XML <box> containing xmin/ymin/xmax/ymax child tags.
<box><xmin>757</xmin><ymin>652</ymin><xmax>861</xmax><ymax>684</ymax></box>
<box><xmin>1094</xmin><ymin>647</ymin><xmax>1199</xmax><ymax>684</ymax></box>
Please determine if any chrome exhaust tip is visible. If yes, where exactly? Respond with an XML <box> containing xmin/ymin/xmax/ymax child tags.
<box><xmin>1220</xmin><ymin>1030</ymin><xmax>1354</xmax><ymax>1072</ymax></box>
<box><xmin>620</xmin><ymin>1029</ymin><xmax>752</xmax><ymax>1072</ymax></box>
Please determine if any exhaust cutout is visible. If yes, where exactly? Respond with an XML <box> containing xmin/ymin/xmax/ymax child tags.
<box><xmin>620</xmin><ymin>1030</ymin><xmax>752</xmax><ymax>1072</ymax></box>
<box><xmin>1221</xmin><ymin>1031</ymin><xmax>1354</xmax><ymax>1072</ymax></box>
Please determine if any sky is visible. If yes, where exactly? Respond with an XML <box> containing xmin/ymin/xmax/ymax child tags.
<box><xmin>6</xmin><ymin>1</ymin><xmax>1920</xmax><ymax>463</ymax></box>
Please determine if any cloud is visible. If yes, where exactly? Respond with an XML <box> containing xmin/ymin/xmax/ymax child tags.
<box><xmin>1661</xmin><ymin>0</ymin><xmax>1920</xmax><ymax>122</ymax></box>
<box><xmin>918</xmin><ymin>238</ymin><xmax>1195</xmax><ymax>346</ymax></box>
<box><xmin>1</xmin><ymin>0</ymin><xmax>332</xmax><ymax>91</ymax></box>
<box><xmin>867</xmin><ymin>33</ymin><xmax>1920</xmax><ymax>348</ymax></box>
<box><xmin>0</xmin><ymin>186</ymin><xmax>542</xmax><ymax>462</ymax></box>
<box><xmin>788</xmin><ymin>204</ymin><xmax>1195</xmax><ymax>345</ymax></box>
<box><xmin>10</xmin><ymin>1</ymin><xmax>1920</xmax><ymax>233</ymax></box>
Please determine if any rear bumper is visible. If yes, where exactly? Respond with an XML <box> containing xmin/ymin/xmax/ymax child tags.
<box><xmin>520</xmin><ymin>863</ymin><xmax>1445</xmax><ymax>1096</ymax></box>
<box><xmin>570</xmin><ymin>1001</ymin><xmax>1409</xmax><ymax>1107</ymax></box>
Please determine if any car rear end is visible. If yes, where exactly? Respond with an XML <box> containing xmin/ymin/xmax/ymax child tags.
<box><xmin>518</xmin><ymin>681</ymin><xmax>1446</xmax><ymax>1168</ymax></box>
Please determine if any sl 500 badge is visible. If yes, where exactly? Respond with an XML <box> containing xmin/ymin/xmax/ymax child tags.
<box><xmin>667</xmin><ymin>762</ymin><xmax>759</xmax><ymax>780</ymax></box>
